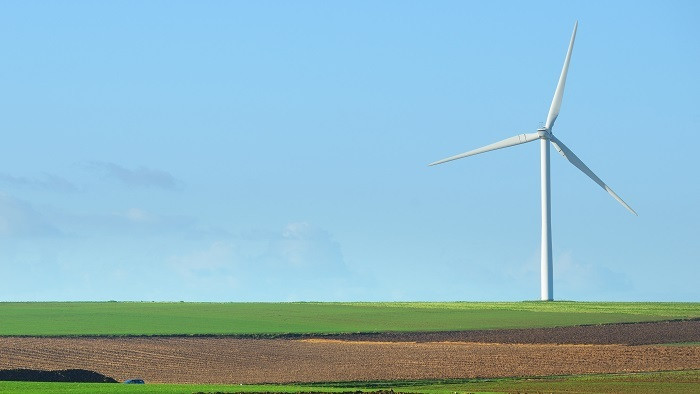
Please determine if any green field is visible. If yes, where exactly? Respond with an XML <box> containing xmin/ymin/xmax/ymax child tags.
<box><xmin>1</xmin><ymin>301</ymin><xmax>697</xmax><ymax>336</ymax></box>
<box><xmin>1</xmin><ymin>371</ymin><xmax>699</xmax><ymax>393</ymax></box>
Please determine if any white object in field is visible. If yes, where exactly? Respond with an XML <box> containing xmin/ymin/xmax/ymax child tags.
<box><xmin>429</xmin><ymin>21</ymin><xmax>636</xmax><ymax>301</ymax></box>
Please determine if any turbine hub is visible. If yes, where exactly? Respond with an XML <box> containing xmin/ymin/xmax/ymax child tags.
<box><xmin>537</xmin><ymin>127</ymin><xmax>551</xmax><ymax>139</ymax></box>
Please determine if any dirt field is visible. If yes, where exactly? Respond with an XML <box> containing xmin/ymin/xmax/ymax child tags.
<box><xmin>1</xmin><ymin>320</ymin><xmax>699</xmax><ymax>384</ymax></box>
<box><xmin>320</xmin><ymin>319</ymin><xmax>700</xmax><ymax>345</ymax></box>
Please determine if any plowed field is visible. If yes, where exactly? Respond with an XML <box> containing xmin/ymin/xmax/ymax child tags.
<box><xmin>1</xmin><ymin>320</ymin><xmax>699</xmax><ymax>384</ymax></box>
<box><xmin>323</xmin><ymin>319</ymin><xmax>700</xmax><ymax>345</ymax></box>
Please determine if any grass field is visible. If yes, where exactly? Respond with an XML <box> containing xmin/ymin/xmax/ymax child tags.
<box><xmin>1</xmin><ymin>370</ymin><xmax>698</xmax><ymax>393</ymax></box>
<box><xmin>1</xmin><ymin>301</ymin><xmax>698</xmax><ymax>336</ymax></box>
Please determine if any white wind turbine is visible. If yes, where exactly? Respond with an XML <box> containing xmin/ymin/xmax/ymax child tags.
<box><xmin>429</xmin><ymin>22</ymin><xmax>636</xmax><ymax>301</ymax></box>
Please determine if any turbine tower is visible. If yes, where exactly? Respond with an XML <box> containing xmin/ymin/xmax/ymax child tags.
<box><xmin>429</xmin><ymin>22</ymin><xmax>636</xmax><ymax>301</ymax></box>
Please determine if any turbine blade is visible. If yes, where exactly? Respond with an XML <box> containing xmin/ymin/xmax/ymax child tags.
<box><xmin>545</xmin><ymin>21</ymin><xmax>578</xmax><ymax>130</ymax></box>
<box><xmin>550</xmin><ymin>135</ymin><xmax>637</xmax><ymax>215</ymax></box>
<box><xmin>429</xmin><ymin>132</ymin><xmax>540</xmax><ymax>166</ymax></box>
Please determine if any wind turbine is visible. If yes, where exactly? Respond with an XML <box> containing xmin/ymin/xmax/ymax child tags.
<box><xmin>429</xmin><ymin>21</ymin><xmax>636</xmax><ymax>301</ymax></box>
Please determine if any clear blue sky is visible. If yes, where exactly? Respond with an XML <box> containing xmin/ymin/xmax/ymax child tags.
<box><xmin>0</xmin><ymin>1</ymin><xmax>697</xmax><ymax>301</ymax></box>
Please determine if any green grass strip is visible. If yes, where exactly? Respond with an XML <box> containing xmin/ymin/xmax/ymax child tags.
<box><xmin>1</xmin><ymin>301</ymin><xmax>698</xmax><ymax>336</ymax></box>
<box><xmin>0</xmin><ymin>370</ymin><xmax>698</xmax><ymax>393</ymax></box>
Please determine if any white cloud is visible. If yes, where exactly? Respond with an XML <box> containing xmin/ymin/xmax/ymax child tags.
<box><xmin>87</xmin><ymin>161</ymin><xmax>180</xmax><ymax>190</ymax></box>
<box><xmin>554</xmin><ymin>250</ymin><xmax>632</xmax><ymax>299</ymax></box>
<box><xmin>0</xmin><ymin>193</ymin><xmax>60</xmax><ymax>237</ymax></box>
<box><xmin>170</xmin><ymin>222</ymin><xmax>347</xmax><ymax>278</ymax></box>
<box><xmin>123</xmin><ymin>208</ymin><xmax>156</xmax><ymax>224</ymax></box>
<box><xmin>170</xmin><ymin>241</ymin><xmax>236</xmax><ymax>281</ymax></box>
<box><xmin>165</xmin><ymin>222</ymin><xmax>364</xmax><ymax>301</ymax></box>
<box><xmin>48</xmin><ymin>206</ymin><xmax>225</xmax><ymax>238</ymax></box>
<box><xmin>273</xmin><ymin>222</ymin><xmax>345</xmax><ymax>270</ymax></box>
<box><xmin>0</xmin><ymin>172</ymin><xmax>78</xmax><ymax>192</ymax></box>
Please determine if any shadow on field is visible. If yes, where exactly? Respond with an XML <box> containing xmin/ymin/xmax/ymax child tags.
<box><xmin>0</xmin><ymin>368</ymin><xmax>117</xmax><ymax>383</ymax></box>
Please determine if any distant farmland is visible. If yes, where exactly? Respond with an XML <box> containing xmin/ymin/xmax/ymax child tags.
<box><xmin>1</xmin><ymin>302</ymin><xmax>699</xmax><ymax>390</ymax></box>
<box><xmin>0</xmin><ymin>301</ymin><xmax>698</xmax><ymax>336</ymax></box>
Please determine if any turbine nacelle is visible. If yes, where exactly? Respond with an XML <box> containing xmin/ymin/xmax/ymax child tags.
<box><xmin>536</xmin><ymin>127</ymin><xmax>551</xmax><ymax>139</ymax></box>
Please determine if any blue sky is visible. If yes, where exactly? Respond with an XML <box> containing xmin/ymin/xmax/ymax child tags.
<box><xmin>0</xmin><ymin>1</ymin><xmax>697</xmax><ymax>301</ymax></box>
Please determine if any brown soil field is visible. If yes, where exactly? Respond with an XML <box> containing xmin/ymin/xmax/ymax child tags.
<box><xmin>319</xmin><ymin>319</ymin><xmax>700</xmax><ymax>345</ymax></box>
<box><xmin>1</xmin><ymin>320</ymin><xmax>699</xmax><ymax>384</ymax></box>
